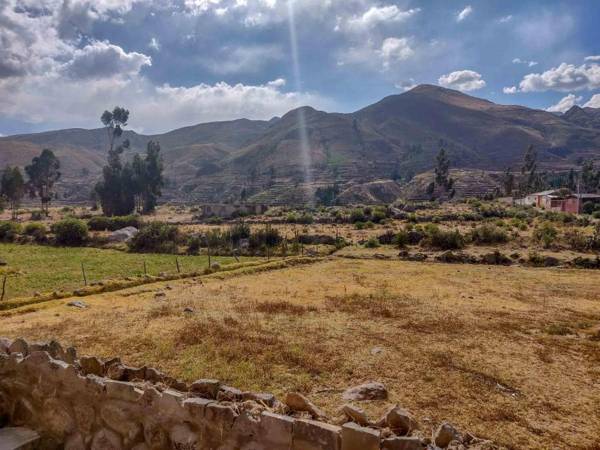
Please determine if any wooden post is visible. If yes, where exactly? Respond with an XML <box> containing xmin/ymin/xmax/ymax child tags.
<box><xmin>176</xmin><ymin>257</ymin><xmax>181</xmax><ymax>273</ymax></box>
<box><xmin>0</xmin><ymin>275</ymin><xmax>6</xmax><ymax>302</ymax></box>
<box><xmin>143</xmin><ymin>260</ymin><xmax>147</xmax><ymax>276</ymax></box>
<box><xmin>81</xmin><ymin>262</ymin><xmax>87</xmax><ymax>286</ymax></box>
<box><xmin>207</xmin><ymin>241</ymin><xmax>211</xmax><ymax>268</ymax></box>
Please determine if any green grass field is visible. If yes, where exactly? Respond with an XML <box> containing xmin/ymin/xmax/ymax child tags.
<box><xmin>0</xmin><ymin>243</ymin><xmax>248</xmax><ymax>300</ymax></box>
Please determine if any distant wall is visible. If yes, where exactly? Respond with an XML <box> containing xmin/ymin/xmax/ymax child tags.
<box><xmin>0</xmin><ymin>337</ymin><xmax>401</xmax><ymax>450</ymax></box>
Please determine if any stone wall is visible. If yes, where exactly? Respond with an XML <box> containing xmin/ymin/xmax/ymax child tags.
<box><xmin>0</xmin><ymin>337</ymin><xmax>499</xmax><ymax>450</ymax></box>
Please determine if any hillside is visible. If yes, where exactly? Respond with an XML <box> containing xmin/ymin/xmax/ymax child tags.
<box><xmin>1</xmin><ymin>85</ymin><xmax>599</xmax><ymax>203</ymax></box>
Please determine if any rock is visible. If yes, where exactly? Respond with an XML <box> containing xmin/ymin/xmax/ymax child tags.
<box><xmin>170</xmin><ymin>424</ymin><xmax>199</xmax><ymax>450</ymax></box>
<box><xmin>341</xmin><ymin>404</ymin><xmax>370</xmax><ymax>426</ymax></box>
<box><xmin>183</xmin><ymin>307</ymin><xmax>195</xmax><ymax>314</ymax></box>
<box><xmin>190</xmin><ymin>379</ymin><xmax>220</xmax><ymax>399</ymax></box>
<box><xmin>154</xmin><ymin>292</ymin><xmax>166</xmax><ymax>300</ymax></box>
<box><xmin>79</xmin><ymin>356</ymin><xmax>104</xmax><ymax>376</ymax></box>
<box><xmin>217</xmin><ymin>385</ymin><xmax>243</xmax><ymax>402</ymax></box>
<box><xmin>0</xmin><ymin>258</ymin><xmax>7</xmax><ymax>266</ymax></box>
<box><xmin>381</xmin><ymin>436</ymin><xmax>427</xmax><ymax>450</ymax></box>
<box><xmin>33</xmin><ymin>291</ymin><xmax>42</xmax><ymax>297</ymax></box>
<box><xmin>284</xmin><ymin>392</ymin><xmax>326</xmax><ymax>419</ymax></box>
<box><xmin>91</xmin><ymin>428</ymin><xmax>123</xmax><ymax>450</ymax></box>
<box><xmin>342</xmin><ymin>382</ymin><xmax>388</xmax><ymax>401</ymax></box>
<box><xmin>67</xmin><ymin>301</ymin><xmax>88</xmax><ymax>309</ymax></box>
<box><xmin>108</xmin><ymin>227</ymin><xmax>138</xmax><ymax>243</ymax></box>
<box><xmin>377</xmin><ymin>405</ymin><xmax>419</xmax><ymax>436</ymax></box>
<box><xmin>293</xmin><ymin>418</ymin><xmax>341</xmax><ymax>450</ymax></box>
<box><xmin>341</xmin><ymin>422</ymin><xmax>380</xmax><ymax>450</ymax></box>
<box><xmin>0</xmin><ymin>337</ymin><xmax>12</xmax><ymax>354</ymax></box>
<box><xmin>434</xmin><ymin>422</ymin><xmax>461</xmax><ymax>448</ymax></box>
<box><xmin>241</xmin><ymin>391</ymin><xmax>276</xmax><ymax>407</ymax></box>
<box><xmin>8</xmin><ymin>338</ymin><xmax>29</xmax><ymax>356</ymax></box>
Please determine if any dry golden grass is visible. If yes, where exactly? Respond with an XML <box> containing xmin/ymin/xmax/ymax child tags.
<box><xmin>1</xmin><ymin>258</ymin><xmax>600</xmax><ymax>450</ymax></box>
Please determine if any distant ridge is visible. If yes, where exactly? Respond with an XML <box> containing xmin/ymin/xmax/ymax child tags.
<box><xmin>1</xmin><ymin>85</ymin><xmax>599</xmax><ymax>203</ymax></box>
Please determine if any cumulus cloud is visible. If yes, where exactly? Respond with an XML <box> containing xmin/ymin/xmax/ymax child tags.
<box><xmin>438</xmin><ymin>70</ymin><xmax>485</xmax><ymax>91</ymax></box>
<box><xmin>456</xmin><ymin>6</ymin><xmax>473</xmax><ymax>22</ymax></box>
<box><xmin>545</xmin><ymin>94</ymin><xmax>582</xmax><ymax>113</ymax></box>
<box><xmin>202</xmin><ymin>44</ymin><xmax>284</xmax><ymax>75</ymax></box>
<box><xmin>498</xmin><ymin>15</ymin><xmax>513</xmax><ymax>23</ymax></box>
<box><xmin>339</xmin><ymin>5</ymin><xmax>420</xmax><ymax>32</ymax></box>
<box><xmin>337</xmin><ymin>37</ymin><xmax>414</xmax><ymax>71</ymax></box>
<box><xmin>585</xmin><ymin>55</ymin><xmax>600</xmax><ymax>62</ymax></box>
<box><xmin>584</xmin><ymin>94</ymin><xmax>600</xmax><ymax>108</ymax></box>
<box><xmin>63</xmin><ymin>41</ymin><xmax>151</xmax><ymax>79</ymax></box>
<box><xmin>503</xmin><ymin>86</ymin><xmax>518</xmax><ymax>94</ymax></box>
<box><xmin>148</xmin><ymin>38</ymin><xmax>160</xmax><ymax>51</ymax></box>
<box><xmin>512</xmin><ymin>58</ymin><xmax>538</xmax><ymax>67</ymax></box>
<box><xmin>0</xmin><ymin>74</ymin><xmax>332</xmax><ymax>133</ymax></box>
<box><xmin>517</xmin><ymin>62</ymin><xmax>600</xmax><ymax>92</ymax></box>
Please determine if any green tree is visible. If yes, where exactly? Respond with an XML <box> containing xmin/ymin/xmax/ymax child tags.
<box><xmin>567</xmin><ymin>168</ymin><xmax>577</xmax><ymax>191</ymax></box>
<box><xmin>25</xmin><ymin>149</ymin><xmax>61</xmax><ymax>215</ymax></box>
<box><xmin>502</xmin><ymin>167</ymin><xmax>514</xmax><ymax>196</ymax></box>
<box><xmin>520</xmin><ymin>144</ymin><xmax>542</xmax><ymax>194</ymax></box>
<box><xmin>433</xmin><ymin>148</ymin><xmax>454</xmax><ymax>198</ymax></box>
<box><xmin>95</xmin><ymin>107</ymin><xmax>134</xmax><ymax>216</ymax></box>
<box><xmin>141</xmin><ymin>141</ymin><xmax>164</xmax><ymax>213</ymax></box>
<box><xmin>1</xmin><ymin>166</ymin><xmax>25</xmax><ymax>219</ymax></box>
<box><xmin>581</xmin><ymin>160</ymin><xmax>598</xmax><ymax>192</ymax></box>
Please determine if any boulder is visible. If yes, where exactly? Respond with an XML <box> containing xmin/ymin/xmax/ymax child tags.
<box><xmin>9</xmin><ymin>338</ymin><xmax>29</xmax><ymax>356</ymax></box>
<box><xmin>284</xmin><ymin>392</ymin><xmax>326</xmax><ymax>419</ymax></box>
<box><xmin>342</xmin><ymin>382</ymin><xmax>388</xmax><ymax>401</ymax></box>
<box><xmin>434</xmin><ymin>422</ymin><xmax>461</xmax><ymax>448</ymax></box>
<box><xmin>67</xmin><ymin>301</ymin><xmax>88</xmax><ymax>309</ymax></box>
<box><xmin>377</xmin><ymin>405</ymin><xmax>418</xmax><ymax>436</ymax></box>
<box><xmin>190</xmin><ymin>379</ymin><xmax>220</xmax><ymax>399</ymax></box>
<box><xmin>108</xmin><ymin>227</ymin><xmax>138</xmax><ymax>243</ymax></box>
<box><xmin>341</xmin><ymin>404</ymin><xmax>370</xmax><ymax>426</ymax></box>
<box><xmin>79</xmin><ymin>356</ymin><xmax>104</xmax><ymax>376</ymax></box>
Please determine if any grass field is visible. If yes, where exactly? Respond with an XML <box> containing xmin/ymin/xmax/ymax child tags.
<box><xmin>0</xmin><ymin>243</ymin><xmax>249</xmax><ymax>300</ymax></box>
<box><xmin>1</xmin><ymin>258</ymin><xmax>599</xmax><ymax>449</ymax></box>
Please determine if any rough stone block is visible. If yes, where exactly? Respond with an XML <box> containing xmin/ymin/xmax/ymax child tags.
<box><xmin>105</xmin><ymin>379</ymin><xmax>144</xmax><ymax>402</ymax></box>
<box><xmin>381</xmin><ymin>436</ymin><xmax>427</xmax><ymax>450</ymax></box>
<box><xmin>183</xmin><ymin>397</ymin><xmax>213</xmax><ymax>420</ymax></box>
<box><xmin>9</xmin><ymin>338</ymin><xmax>29</xmax><ymax>356</ymax></box>
<box><xmin>292</xmin><ymin>418</ymin><xmax>341</xmax><ymax>450</ymax></box>
<box><xmin>259</xmin><ymin>412</ymin><xmax>294</xmax><ymax>449</ymax></box>
<box><xmin>341</xmin><ymin>422</ymin><xmax>380</xmax><ymax>450</ymax></box>
<box><xmin>190</xmin><ymin>379</ymin><xmax>220</xmax><ymax>399</ymax></box>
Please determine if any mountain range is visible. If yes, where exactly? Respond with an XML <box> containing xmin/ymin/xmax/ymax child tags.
<box><xmin>1</xmin><ymin>84</ymin><xmax>599</xmax><ymax>204</ymax></box>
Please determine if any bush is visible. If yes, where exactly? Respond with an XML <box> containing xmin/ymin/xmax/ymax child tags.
<box><xmin>422</xmin><ymin>225</ymin><xmax>465</xmax><ymax>250</ymax></box>
<box><xmin>30</xmin><ymin>210</ymin><xmax>44</xmax><ymax>221</ymax></box>
<box><xmin>350</xmin><ymin>208</ymin><xmax>367</xmax><ymax>223</ymax></box>
<box><xmin>88</xmin><ymin>215</ymin><xmax>141</xmax><ymax>231</ymax></box>
<box><xmin>187</xmin><ymin>235</ymin><xmax>201</xmax><ymax>255</ymax></box>
<box><xmin>287</xmin><ymin>212</ymin><xmax>313</xmax><ymax>224</ymax></box>
<box><xmin>128</xmin><ymin>222</ymin><xmax>179</xmax><ymax>253</ymax></box>
<box><xmin>582</xmin><ymin>201</ymin><xmax>596</xmax><ymax>215</ymax></box>
<box><xmin>564</xmin><ymin>230</ymin><xmax>588</xmax><ymax>252</ymax></box>
<box><xmin>364</xmin><ymin>237</ymin><xmax>380</xmax><ymax>248</ymax></box>
<box><xmin>52</xmin><ymin>218</ymin><xmax>88</xmax><ymax>246</ymax></box>
<box><xmin>470</xmin><ymin>224</ymin><xmax>509</xmax><ymax>245</ymax></box>
<box><xmin>532</xmin><ymin>222</ymin><xmax>558</xmax><ymax>248</ymax></box>
<box><xmin>0</xmin><ymin>221</ymin><xmax>22</xmax><ymax>242</ymax></box>
<box><xmin>24</xmin><ymin>222</ymin><xmax>47</xmax><ymax>242</ymax></box>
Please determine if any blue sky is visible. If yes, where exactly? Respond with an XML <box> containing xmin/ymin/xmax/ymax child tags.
<box><xmin>0</xmin><ymin>0</ymin><xmax>599</xmax><ymax>135</ymax></box>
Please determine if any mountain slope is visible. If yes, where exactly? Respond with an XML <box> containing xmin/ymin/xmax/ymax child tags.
<box><xmin>1</xmin><ymin>85</ymin><xmax>600</xmax><ymax>203</ymax></box>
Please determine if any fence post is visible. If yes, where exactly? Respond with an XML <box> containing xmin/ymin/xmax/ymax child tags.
<box><xmin>176</xmin><ymin>257</ymin><xmax>181</xmax><ymax>273</ymax></box>
<box><xmin>143</xmin><ymin>260</ymin><xmax>147</xmax><ymax>276</ymax></box>
<box><xmin>207</xmin><ymin>242</ymin><xmax>211</xmax><ymax>268</ymax></box>
<box><xmin>1</xmin><ymin>275</ymin><xmax>6</xmax><ymax>302</ymax></box>
<box><xmin>81</xmin><ymin>262</ymin><xmax>87</xmax><ymax>286</ymax></box>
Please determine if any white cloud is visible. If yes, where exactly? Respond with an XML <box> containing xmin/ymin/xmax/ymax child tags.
<box><xmin>503</xmin><ymin>86</ymin><xmax>518</xmax><ymax>94</ymax></box>
<box><xmin>341</xmin><ymin>5</ymin><xmax>420</xmax><ymax>32</ymax></box>
<box><xmin>438</xmin><ymin>70</ymin><xmax>485</xmax><ymax>91</ymax></box>
<box><xmin>202</xmin><ymin>44</ymin><xmax>283</xmax><ymax>74</ymax></box>
<box><xmin>545</xmin><ymin>94</ymin><xmax>582</xmax><ymax>113</ymax></box>
<box><xmin>584</xmin><ymin>94</ymin><xmax>600</xmax><ymax>108</ymax></box>
<box><xmin>337</xmin><ymin>36</ymin><xmax>414</xmax><ymax>71</ymax></box>
<box><xmin>148</xmin><ymin>38</ymin><xmax>160</xmax><ymax>51</ymax></box>
<box><xmin>498</xmin><ymin>15</ymin><xmax>513</xmax><ymax>23</ymax></box>
<box><xmin>517</xmin><ymin>62</ymin><xmax>600</xmax><ymax>92</ymax></box>
<box><xmin>456</xmin><ymin>5</ymin><xmax>473</xmax><ymax>22</ymax></box>
<box><xmin>395</xmin><ymin>79</ymin><xmax>417</xmax><ymax>91</ymax></box>
<box><xmin>584</xmin><ymin>55</ymin><xmax>600</xmax><ymax>62</ymax></box>
<box><xmin>63</xmin><ymin>41</ymin><xmax>151</xmax><ymax>79</ymax></box>
<box><xmin>512</xmin><ymin>58</ymin><xmax>538</xmax><ymax>67</ymax></box>
<box><xmin>267</xmin><ymin>78</ymin><xmax>286</xmax><ymax>88</ymax></box>
<box><xmin>0</xmin><ymin>74</ymin><xmax>332</xmax><ymax>133</ymax></box>
<box><xmin>379</xmin><ymin>37</ymin><xmax>414</xmax><ymax>69</ymax></box>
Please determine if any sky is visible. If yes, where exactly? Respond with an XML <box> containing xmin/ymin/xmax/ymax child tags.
<box><xmin>0</xmin><ymin>0</ymin><xmax>599</xmax><ymax>136</ymax></box>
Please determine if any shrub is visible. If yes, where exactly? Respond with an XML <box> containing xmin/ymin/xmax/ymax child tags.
<box><xmin>470</xmin><ymin>224</ymin><xmax>509</xmax><ymax>245</ymax></box>
<box><xmin>30</xmin><ymin>210</ymin><xmax>44</xmax><ymax>221</ymax></box>
<box><xmin>88</xmin><ymin>215</ymin><xmax>141</xmax><ymax>231</ymax></box>
<box><xmin>0</xmin><ymin>221</ymin><xmax>22</xmax><ymax>242</ymax></box>
<box><xmin>422</xmin><ymin>225</ymin><xmax>465</xmax><ymax>250</ymax></box>
<box><xmin>187</xmin><ymin>235</ymin><xmax>201</xmax><ymax>255</ymax></box>
<box><xmin>52</xmin><ymin>218</ymin><xmax>88</xmax><ymax>246</ymax></box>
<box><xmin>582</xmin><ymin>201</ymin><xmax>596</xmax><ymax>215</ymax></box>
<box><xmin>128</xmin><ymin>222</ymin><xmax>179</xmax><ymax>253</ymax></box>
<box><xmin>287</xmin><ymin>212</ymin><xmax>313</xmax><ymax>224</ymax></box>
<box><xmin>377</xmin><ymin>230</ymin><xmax>396</xmax><ymax>245</ymax></box>
<box><xmin>24</xmin><ymin>222</ymin><xmax>47</xmax><ymax>242</ymax></box>
<box><xmin>393</xmin><ymin>230</ymin><xmax>409</xmax><ymax>248</ymax></box>
<box><xmin>350</xmin><ymin>208</ymin><xmax>367</xmax><ymax>223</ymax></box>
<box><xmin>364</xmin><ymin>237</ymin><xmax>380</xmax><ymax>248</ymax></box>
<box><xmin>564</xmin><ymin>230</ymin><xmax>588</xmax><ymax>252</ymax></box>
<box><xmin>532</xmin><ymin>222</ymin><xmax>558</xmax><ymax>248</ymax></box>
